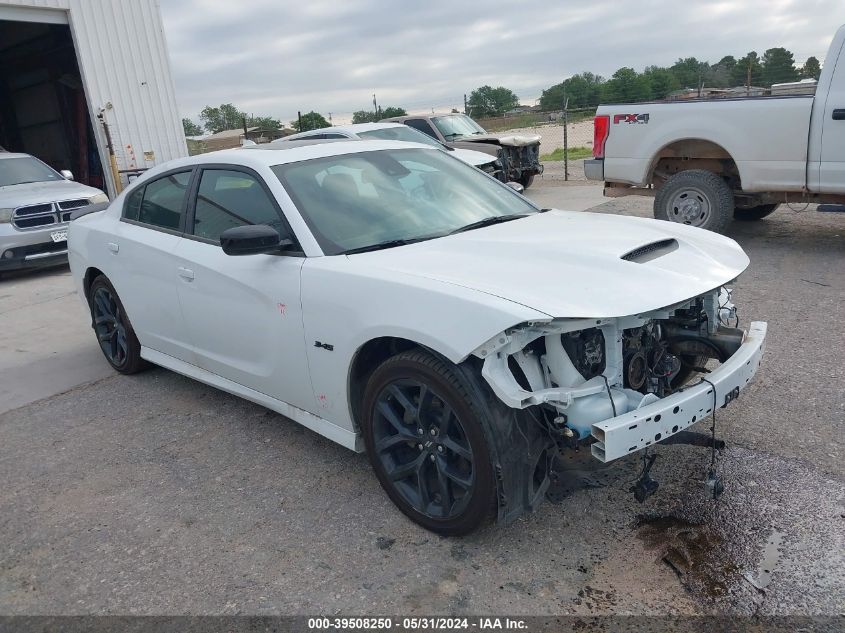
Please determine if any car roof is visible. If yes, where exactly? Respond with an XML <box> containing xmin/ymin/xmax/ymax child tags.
<box><xmin>0</xmin><ymin>152</ymin><xmax>32</xmax><ymax>160</ymax></box>
<box><xmin>133</xmin><ymin>140</ymin><xmax>438</xmax><ymax>183</ymax></box>
<box><xmin>281</xmin><ymin>121</ymin><xmax>406</xmax><ymax>141</ymax></box>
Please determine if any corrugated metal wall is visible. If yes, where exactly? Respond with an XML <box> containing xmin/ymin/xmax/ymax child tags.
<box><xmin>0</xmin><ymin>0</ymin><xmax>187</xmax><ymax>195</ymax></box>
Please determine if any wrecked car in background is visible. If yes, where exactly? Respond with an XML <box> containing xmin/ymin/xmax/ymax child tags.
<box><xmin>383</xmin><ymin>112</ymin><xmax>543</xmax><ymax>187</ymax></box>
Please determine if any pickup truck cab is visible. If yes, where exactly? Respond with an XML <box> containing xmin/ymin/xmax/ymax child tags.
<box><xmin>585</xmin><ymin>24</ymin><xmax>845</xmax><ymax>233</ymax></box>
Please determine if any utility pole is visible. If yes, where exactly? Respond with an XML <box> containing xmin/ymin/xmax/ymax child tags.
<box><xmin>747</xmin><ymin>59</ymin><xmax>752</xmax><ymax>96</ymax></box>
<box><xmin>373</xmin><ymin>93</ymin><xmax>378</xmax><ymax>114</ymax></box>
<box><xmin>463</xmin><ymin>93</ymin><xmax>468</xmax><ymax>115</ymax></box>
<box><xmin>298</xmin><ymin>110</ymin><xmax>303</xmax><ymax>132</ymax></box>
<box><xmin>562</xmin><ymin>84</ymin><xmax>569</xmax><ymax>182</ymax></box>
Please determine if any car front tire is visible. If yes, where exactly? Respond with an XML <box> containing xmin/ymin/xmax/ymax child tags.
<box><xmin>88</xmin><ymin>275</ymin><xmax>147</xmax><ymax>374</ymax></box>
<box><xmin>654</xmin><ymin>170</ymin><xmax>733</xmax><ymax>234</ymax></box>
<box><xmin>361</xmin><ymin>350</ymin><xmax>496</xmax><ymax>536</ymax></box>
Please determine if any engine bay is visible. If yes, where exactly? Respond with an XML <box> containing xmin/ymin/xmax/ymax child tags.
<box><xmin>474</xmin><ymin>287</ymin><xmax>742</xmax><ymax>442</ymax></box>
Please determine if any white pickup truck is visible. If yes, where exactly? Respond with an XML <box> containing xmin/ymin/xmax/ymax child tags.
<box><xmin>585</xmin><ymin>24</ymin><xmax>845</xmax><ymax>233</ymax></box>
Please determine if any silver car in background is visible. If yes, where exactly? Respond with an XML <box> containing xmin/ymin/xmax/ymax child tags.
<box><xmin>0</xmin><ymin>152</ymin><xmax>108</xmax><ymax>272</ymax></box>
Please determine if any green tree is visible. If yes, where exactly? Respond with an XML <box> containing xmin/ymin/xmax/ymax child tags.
<box><xmin>539</xmin><ymin>72</ymin><xmax>604</xmax><ymax>110</ymax></box>
<box><xmin>182</xmin><ymin>118</ymin><xmax>203</xmax><ymax>136</ymax></box>
<box><xmin>761</xmin><ymin>47</ymin><xmax>798</xmax><ymax>86</ymax></box>
<box><xmin>602</xmin><ymin>68</ymin><xmax>652</xmax><ymax>103</ymax></box>
<box><xmin>708</xmin><ymin>56</ymin><xmax>736</xmax><ymax>88</ymax></box>
<box><xmin>800</xmin><ymin>56</ymin><xmax>821</xmax><ymax>80</ymax></box>
<box><xmin>352</xmin><ymin>106</ymin><xmax>407</xmax><ymax>123</ymax></box>
<box><xmin>246</xmin><ymin>115</ymin><xmax>281</xmax><ymax>130</ymax></box>
<box><xmin>670</xmin><ymin>57</ymin><xmax>709</xmax><ymax>90</ymax></box>
<box><xmin>731</xmin><ymin>52</ymin><xmax>763</xmax><ymax>88</ymax></box>
<box><xmin>291</xmin><ymin>111</ymin><xmax>330</xmax><ymax>132</ymax></box>
<box><xmin>643</xmin><ymin>66</ymin><xmax>680</xmax><ymax>100</ymax></box>
<box><xmin>467</xmin><ymin>85</ymin><xmax>520</xmax><ymax>117</ymax></box>
<box><xmin>199</xmin><ymin>103</ymin><xmax>245</xmax><ymax>134</ymax></box>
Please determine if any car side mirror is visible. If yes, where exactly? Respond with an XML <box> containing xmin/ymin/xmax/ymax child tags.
<box><xmin>506</xmin><ymin>181</ymin><xmax>525</xmax><ymax>194</ymax></box>
<box><xmin>61</xmin><ymin>170</ymin><xmax>74</xmax><ymax>180</ymax></box>
<box><xmin>220</xmin><ymin>225</ymin><xmax>293</xmax><ymax>256</ymax></box>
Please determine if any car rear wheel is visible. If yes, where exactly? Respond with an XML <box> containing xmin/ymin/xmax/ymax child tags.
<box><xmin>361</xmin><ymin>350</ymin><xmax>496</xmax><ymax>536</ymax></box>
<box><xmin>654</xmin><ymin>170</ymin><xmax>733</xmax><ymax>234</ymax></box>
<box><xmin>519</xmin><ymin>173</ymin><xmax>535</xmax><ymax>188</ymax></box>
<box><xmin>734</xmin><ymin>203</ymin><xmax>779</xmax><ymax>221</ymax></box>
<box><xmin>88</xmin><ymin>275</ymin><xmax>147</xmax><ymax>374</ymax></box>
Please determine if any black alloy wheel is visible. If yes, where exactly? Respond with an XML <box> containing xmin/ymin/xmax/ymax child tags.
<box><xmin>362</xmin><ymin>351</ymin><xmax>496</xmax><ymax>535</ymax></box>
<box><xmin>88</xmin><ymin>276</ymin><xmax>146</xmax><ymax>374</ymax></box>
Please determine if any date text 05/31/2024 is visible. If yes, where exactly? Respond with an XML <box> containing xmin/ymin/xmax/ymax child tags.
<box><xmin>307</xmin><ymin>617</ymin><xmax>528</xmax><ymax>630</ymax></box>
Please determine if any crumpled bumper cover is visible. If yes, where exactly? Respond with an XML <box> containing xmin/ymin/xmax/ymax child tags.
<box><xmin>591</xmin><ymin>321</ymin><xmax>767</xmax><ymax>462</ymax></box>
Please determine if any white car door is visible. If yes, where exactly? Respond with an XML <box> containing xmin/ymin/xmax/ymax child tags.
<box><xmin>111</xmin><ymin>169</ymin><xmax>195</xmax><ymax>361</ymax></box>
<box><xmin>819</xmin><ymin>36</ymin><xmax>845</xmax><ymax>193</ymax></box>
<box><xmin>174</xmin><ymin>166</ymin><xmax>316</xmax><ymax>414</ymax></box>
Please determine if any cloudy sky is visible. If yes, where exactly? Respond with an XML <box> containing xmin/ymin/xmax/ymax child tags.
<box><xmin>160</xmin><ymin>0</ymin><xmax>845</xmax><ymax>126</ymax></box>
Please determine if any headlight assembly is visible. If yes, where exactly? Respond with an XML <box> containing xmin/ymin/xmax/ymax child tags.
<box><xmin>88</xmin><ymin>192</ymin><xmax>109</xmax><ymax>204</ymax></box>
<box><xmin>0</xmin><ymin>208</ymin><xmax>13</xmax><ymax>223</ymax></box>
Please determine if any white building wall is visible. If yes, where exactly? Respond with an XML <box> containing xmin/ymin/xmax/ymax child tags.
<box><xmin>0</xmin><ymin>0</ymin><xmax>187</xmax><ymax>195</ymax></box>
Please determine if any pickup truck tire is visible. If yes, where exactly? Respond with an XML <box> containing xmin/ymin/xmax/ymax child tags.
<box><xmin>734</xmin><ymin>203</ymin><xmax>779</xmax><ymax>221</ymax></box>
<box><xmin>654</xmin><ymin>170</ymin><xmax>734</xmax><ymax>234</ymax></box>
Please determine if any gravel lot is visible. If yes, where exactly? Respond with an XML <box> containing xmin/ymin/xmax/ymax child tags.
<box><xmin>0</xmin><ymin>185</ymin><xmax>843</xmax><ymax>617</ymax></box>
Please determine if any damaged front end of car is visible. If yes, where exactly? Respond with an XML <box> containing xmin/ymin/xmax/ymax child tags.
<box><xmin>470</xmin><ymin>286</ymin><xmax>767</xmax><ymax>518</ymax></box>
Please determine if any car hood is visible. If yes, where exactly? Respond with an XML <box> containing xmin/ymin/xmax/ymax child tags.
<box><xmin>349</xmin><ymin>210</ymin><xmax>749</xmax><ymax>318</ymax></box>
<box><xmin>0</xmin><ymin>179</ymin><xmax>104</xmax><ymax>207</ymax></box>
<box><xmin>458</xmin><ymin>133</ymin><xmax>541</xmax><ymax>147</ymax></box>
<box><xmin>452</xmin><ymin>147</ymin><xmax>497</xmax><ymax>167</ymax></box>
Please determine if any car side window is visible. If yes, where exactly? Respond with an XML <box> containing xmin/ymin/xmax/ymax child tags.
<box><xmin>192</xmin><ymin>169</ymin><xmax>282</xmax><ymax>242</ymax></box>
<box><xmin>133</xmin><ymin>171</ymin><xmax>191</xmax><ymax>230</ymax></box>
<box><xmin>404</xmin><ymin>119</ymin><xmax>438</xmax><ymax>139</ymax></box>
<box><xmin>321</xmin><ymin>133</ymin><xmax>348</xmax><ymax>139</ymax></box>
<box><xmin>123</xmin><ymin>186</ymin><xmax>144</xmax><ymax>221</ymax></box>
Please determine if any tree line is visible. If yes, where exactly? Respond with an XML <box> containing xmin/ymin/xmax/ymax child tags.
<box><xmin>537</xmin><ymin>48</ymin><xmax>821</xmax><ymax>111</ymax></box>
<box><xmin>182</xmin><ymin>103</ymin><xmax>409</xmax><ymax>136</ymax></box>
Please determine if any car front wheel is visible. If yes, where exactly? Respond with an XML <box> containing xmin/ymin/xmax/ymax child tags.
<box><xmin>362</xmin><ymin>350</ymin><xmax>496</xmax><ymax>536</ymax></box>
<box><xmin>88</xmin><ymin>275</ymin><xmax>147</xmax><ymax>374</ymax></box>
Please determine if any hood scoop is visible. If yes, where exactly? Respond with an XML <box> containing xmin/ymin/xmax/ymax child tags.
<box><xmin>621</xmin><ymin>238</ymin><xmax>679</xmax><ymax>263</ymax></box>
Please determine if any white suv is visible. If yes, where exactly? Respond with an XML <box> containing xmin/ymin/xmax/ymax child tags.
<box><xmin>0</xmin><ymin>152</ymin><xmax>108</xmax><ymax>272</ymax></box>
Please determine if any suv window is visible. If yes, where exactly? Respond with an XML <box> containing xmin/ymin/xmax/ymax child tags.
<box><xmin>192</xmin><ymin>169</ymin><xmax>282</xmax><ymax>242</ymax></box>
<box><xmin>125</xmin><ymin>171</ymin><xmax>191</xmax><ymax>230</ymax></box>
<box><xmin>403</xmin><ymin>119</ymin><xmax>438</xmax><ymax>139</ymax></box>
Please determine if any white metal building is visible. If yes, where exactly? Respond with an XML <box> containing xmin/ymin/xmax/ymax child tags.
<box><xmin>0</xmin><ymin>0</ymin><xmax>187</xmax><ymax>196</ymax></box>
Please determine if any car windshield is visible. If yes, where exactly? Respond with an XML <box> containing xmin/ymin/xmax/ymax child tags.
<box><xmin>357</xmin><ymin>126</ymin><xmax>447</xmax><ymax>149</ymax></box>
<box><xmin>272</xmin><ymin>148</ymin><xmax>537</xmax><ymax>255</ymax></box>
<box><xmin>432</xmin><ymin>114</ymin><xmax>487</xmax><ymax>139</ymax></box>
<box><xmin>0</xmin><ymin>156</ymin><xmax>63</xmax><ymax>187</ymax></box>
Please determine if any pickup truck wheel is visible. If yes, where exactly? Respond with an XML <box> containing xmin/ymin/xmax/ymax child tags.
<box><xmin>734</xmin><ymin>203</ymin><xmax>779</xmax><ymax>221</ymax></box>
<box><xmin>88</xmin><ymin>275</ymin><xmax>147</xmax><ymax>374</ymax></box>
<box><xmin>362</xmin><ymin>350</ymin><xmax>496</xmax><ymax>536</ymax></box>
<box><xmin>654</xmin><ymin>170</ymin><xmax>733</xmax><ymax>234</ymax></box>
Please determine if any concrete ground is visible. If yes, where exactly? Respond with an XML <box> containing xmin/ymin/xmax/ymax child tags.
<box><xmin>0</xmin><ymin>181</ymin><xmax>843</xmax><ymax>616</ymax></box>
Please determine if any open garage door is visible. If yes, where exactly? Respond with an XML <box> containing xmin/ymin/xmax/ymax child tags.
<box><xmin>0</xmin><ymin>18</ymin><xmax>105</xmax><ymax>190</ymax></box>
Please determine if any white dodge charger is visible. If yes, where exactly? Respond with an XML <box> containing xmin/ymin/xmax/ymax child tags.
<box><xmin>69</xmin><ymin>140</ymin><xmax>767</xmax><ymax>535</ymax></box>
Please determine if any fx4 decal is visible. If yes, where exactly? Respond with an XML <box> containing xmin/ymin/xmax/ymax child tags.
<box><xmin>613</xmin><ymin>113</ymin><xmax>650</xmax><ymax>124</ymax></box>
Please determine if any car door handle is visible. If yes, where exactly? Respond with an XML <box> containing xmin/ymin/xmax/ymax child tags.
<box><xmin>107</xmin><ymin>242</ymin><xmax>119</xmax><ymax>253</ymax></box>
<box><xmin>177</xmin><ymin>267</ymin><xmax>195</xmax><ymax>281</ymax></box>
<box><xmin>833</xmin><ymin>109</ymin><xmax>845</xmax><ymax>121</ymax></box>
